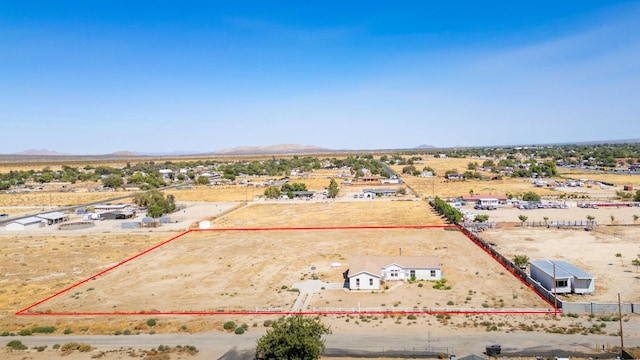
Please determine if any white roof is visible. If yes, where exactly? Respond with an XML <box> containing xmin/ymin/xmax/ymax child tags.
<box><xmin>12</xmin><ymin>216</ymin><xmax>44</xmax><ymax>225</ymax></box>
<box><xmin>37</xmin><ymin>212</ymin><xmax>67</xmax><ymax>220</ymax></box>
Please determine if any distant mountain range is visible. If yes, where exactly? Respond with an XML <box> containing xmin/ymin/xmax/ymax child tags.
<box><xmin>14</xmin><ymin>149</ymin><xmax>73</xmax><ymax>156</ymax></box>
<box><xmin>9</xmin><ymin>139</ymin><xmax>640</xmax><ymax>157</ymax></box>
<box><xmin>210</xmin><ymin>144</ymin><xmax>331</xmax><ymax>155</ymax></box>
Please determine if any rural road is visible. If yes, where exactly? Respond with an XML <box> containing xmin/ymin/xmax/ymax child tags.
<box><xmin>11</xmin><ymin>331</ymin><xmax>631</xmax><ymax>359</ymax></box>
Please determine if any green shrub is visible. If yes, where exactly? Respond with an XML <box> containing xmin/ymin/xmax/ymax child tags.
<box><xmin>234</xmin><ymin>327</ymin><xmax>245</xmax><ymax>335</ymax></box>
<box><xmin>63</xmin><ymin>328</ymin><xmax>73</xmax><ymax>334</ymax></box>
<box><xmin>18</xmin><ymin>329</ymin><xmax>31</xmax><ymax>336</ymax></box>
<box><xmin>32</xmin><ymin>326</ymin><xmax>56</xmax><ymax>334</ymax></box>
<box><xmin>6</xmin><ymin>340</ymin><xmax>27</xmax><ymax>350</ymax></box>
<box><xmin>114</xmin><ymin>330</ymin><xmax>122</xmax><ymax>335</ymax></box>
<box><xmin>146</xmin><ymin>319</ymin><xmax>157</xmax><ymax>327</ymax></box>
<box><xmin>53</xmin><ymin>344</ymin><xmax>60</xmax><ymax>349</ymax></box>
<box><xmin>407</xmin><ymin>314</ymin><xmax>417</xmax><ymax>320</ymax></box>
<box><xmin>123</xmin><ymin>329</ymin><xmax>131</xmax><ymax>335</ymax></box>
<box><xmin>447</xmin><ymin>300</ymin><xmax>455</xmax><ymax>305</ymax></box>
<box><xmin>263</xmin><ymin>319</ymin><xmax>274</xmax><ymax>327</ymax></box>
<box><xmin>223</xmin><ymin>321</ymin><xmax>236</xmax><ymax>331</ymax></box>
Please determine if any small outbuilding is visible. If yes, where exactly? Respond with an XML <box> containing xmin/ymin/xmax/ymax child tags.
<box><xmin>529</xmin><ymin>260</ymin><xmax>595</xmax><ymax>294</ymax></box>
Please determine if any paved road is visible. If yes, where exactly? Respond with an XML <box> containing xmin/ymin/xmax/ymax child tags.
<box><xmin>11</xmin><ymin>331</ymin><xmax>633</xmax><ymax>359</ymax></box>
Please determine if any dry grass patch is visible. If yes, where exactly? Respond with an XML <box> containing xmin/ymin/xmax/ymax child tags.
<box><xmin>209</xmin><ymin>201</ymin><xmax>445</xmax><ymax>228</ymax></box>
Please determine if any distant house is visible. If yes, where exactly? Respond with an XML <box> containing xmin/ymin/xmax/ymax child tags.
<box><xmin>357</xmin><ymin>175</ymin><xmax>385</xmax><ymax>183</ymax></box>
<box><xmin>5</xmin><ymin>216</ymin><xmax>45</xmax><ymax>231</ymax></box>
<box><xmin>347</xmin><ymin>255</ymin><xmax>443</xmax><ymax>290</ymax></box>
<box><xmin>630</xmin><ymin>164</ymin><xmax>640</xmax><ymax>172</ymax></box>
<box><xmin>529</xmin><ymin>260</ymin><xmax>595</xmax><ymax>294</ymax></box>
<box><xmin>380</xmin><ymin>178</ymin><xmax>402</xmax><ymax>184</ymax></box>
<box><xmin>362</xmin><ymin>188</ymin><xmax>399</xmax><ymax>198</ymax></box>
<box><xmin>461</xmin><ymin>194</ymin><xmax>508</xmax><ymax>203</ymax></box>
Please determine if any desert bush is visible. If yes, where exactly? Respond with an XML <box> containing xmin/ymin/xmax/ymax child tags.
<box><xmin>61</xmin><ymin>342</ymin><xmax>93</xmax><ymax>354</ymax></box>
<box><xmin>407</xmin><ymin>314</ymin><xmax>417</xmax><ymax>320</ymax></box>
<box><xmin>114</xmin><ymin>330</ymin><xmax>122</xmax><ymax>335</ymax></box>
<box><xmin>63</xmin><ymin>328</ymin><xmax>73</xmax><ymax>334</ymax></box>
<box><xmin>18</xmin><ymin>329</ymin><xmax>31</xmax><ymax>336</ymax></box>
<box><xmin>223</xmin><ymin>321</ymin><xmax>236</xmax><ymax>331</ymax></box>
<box><xmin>6</xmin><ymin>340</ymin><xmax>27</xmax><ymax>350</ymax></box>
<box><xmin>234</xmin><ymin>327</ymin><xmax>245</xmax><ymax>335</ymax></box>
<box><xmin>146</xmin><ymin>318</ymin><xmax>157</xmax><ymax>327</ymax></box>
<box><xmin>263</xmin><ymin>319</ymin><xmax>274</xmax><ymax>327</ymax></box>
<box><xmin>123</xmin><ymin>329</ymin><xmax>131</xmax><ymax>335</ymax></box>
<box><xmin>32</xmin><ymin>326</ymin><xmax>56</xmax><ymax>334</ymax></box>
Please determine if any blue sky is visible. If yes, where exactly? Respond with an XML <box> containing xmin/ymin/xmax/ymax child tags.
<box><xmin>1</xmin><ymin>1</ymin><xmax>639</xmax><ymax>154</ymax></box>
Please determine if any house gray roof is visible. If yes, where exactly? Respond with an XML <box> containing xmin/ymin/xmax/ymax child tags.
<box><xmin>530</xmin><ymin>260</ymin><xmax>595</xmax><ymax>279</ymax></box>
<box><xmin>349</xmin><ymin>255</ymin><xmax>442</xmax><ymax>277</ymax></box>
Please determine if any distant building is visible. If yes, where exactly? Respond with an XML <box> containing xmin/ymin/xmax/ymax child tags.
<box><xmin>461</xmin><ymin>194</ymin><xmax>508</xmax><ymax>203</ymax></box>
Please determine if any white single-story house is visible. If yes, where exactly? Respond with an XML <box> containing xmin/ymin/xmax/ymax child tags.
<box><xmin>347</xmin><ymin>255</ymin><xmax>443</xmax><ymax>290</ymax></box>
<box><xmin>530</xmin><ymin>260</ymin><xmax>595</xmax><ymax>294</ymax></box>
<box><xmin>380</xmin><ymin>178</ymin><xmax>402</xmax><ymax>184</ymax></box>
<box><xmin>362</xmin><ymin>188</ymin><xmax>399</xmax><ymax>198</ymax></box>
<box><xmin>5</xmin><ymin>216</ymin><xmax>45</xmax><ymax>231</ymax></box>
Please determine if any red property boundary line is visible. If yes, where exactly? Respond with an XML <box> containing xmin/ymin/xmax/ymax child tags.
<box><xmin>16</xmin><ymin>225</ymin><xmax>558</xmax><ymax>317</ymax></box>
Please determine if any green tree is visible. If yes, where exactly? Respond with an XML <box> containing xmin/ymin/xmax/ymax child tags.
<box><xmin>147</xmin><ymin>204</ymin><xmax>163</xmax><ymax>218</ymax></box>
<box><xmin>518</xmin><ymin>215</ymin><xmax>528</xmax><ymax>227</ymax></box>
<box><xmin>133</xmin><ymin>190</ymin><xmax>176</xmax><ymax>217</ymax></box>
<box><xmin>196</xmin><ymin>176</ymin><xmax>210</xmax><ymax>185</ymax></box>
<box><xmin>102</xmin><ymin>175</ymin><xmax>124</xmax><ymax>189</ymax></box>
<box><xmin>186</xmin><ymin>170</ymin><xmax>196</xmax><ymax>180</ymax></box>
<box><xmin>255</xmin><ymin>315</ymin><xmax>331</xmax><ymax>360</ymax></box>
<box><xmin>513</xmin><ymin>255</ymin><xmax>530</xmax><ymax>269</ymax></box>
<box><xmin>327</xmin><ymin>178</ymin><xmax>339</xmax><ymax>198</ymax></box>
<box><xmin>474</xmin><ymin>214</ymin><xmax>489</xmax><ymax>222</ymax></box>
<box><xmin>587</xmin><ymin>215</ymin><xmax>596</xmax><ymax>225</ymax></box>
<box><xmin>634</xmin><ymin>190</ymin><xmax>640</xmax><ymax>202</ymax></box>
<box><xmin>522</xmin><ymin>191</ymin><xmax>541</xmax><ymax>202</ymax></box>
<box><xmin>264</xmin><ymin>186</ymin><xmax>282</xmax><ymax>199</ymax></box>
<box><xmin>281</xmin><ymin>182</ymin><xmax>307</xmax><ymax>192</ymax></box>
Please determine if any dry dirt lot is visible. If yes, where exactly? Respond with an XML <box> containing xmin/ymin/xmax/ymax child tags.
<box><xmin>25</xmin><ymin>228</ymin><xmax>550</xmax><ymax>315</ymax></box>
<box><xmin>480</xmin><ymin>226</ymin><xmax>640</xmax><ymax>303</ymax></box>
